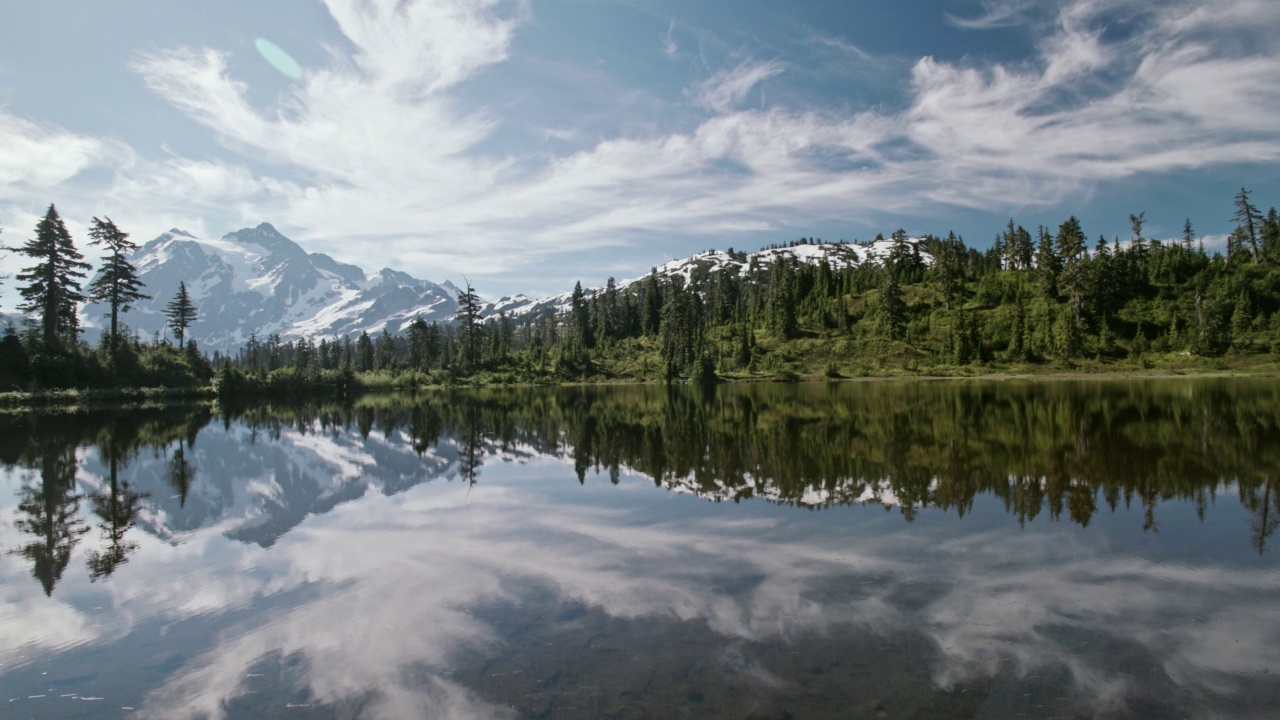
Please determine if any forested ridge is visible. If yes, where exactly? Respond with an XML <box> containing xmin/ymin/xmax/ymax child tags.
<box><xmin>219</xmin><ymin>187</ymin><xmax>1280</xmax><ymax>390</ymax></box>
<box><xmin>3</xmin><ymin>189</ymin><xmax>1279</xmax><ymax>394</ymax></box>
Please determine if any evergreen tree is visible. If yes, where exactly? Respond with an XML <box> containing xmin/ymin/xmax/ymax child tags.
<box><xmin>1233</xmin><ymin>187</ymin><xmax>1263</xmax><ymax>264</ymax></box>
<box><xmin>1059</xmin><ymin>215</ymin><xmax>1090</xmax><ymax>322</ymax></box>
<box><xmin>1056</xmin><ymin>216</ymin><xmax>1087</xmax><ymax>264</ymax></box>
<box><xmin>1128</xmin><ymin>212</ymin><xmax>1148</xmax><ymax>262</ymax></box>
<box><xmin>935</xmin><ymin>232</ymin><xmax>963</xmax><ymax>311</ymax></box>
<box><xmin>455</xmin><ymin>281</ymin><xmax>484</xmax><ymax>367</ymax></box>
<box><xmin>1035</xmin><ymin>227</ymin><xmax>1060</xmax><ymax>300</ymax></box>
<box><xmin>1008</xmin><ymin>292</ymin><xmax>1027</xmax><ymax>361</ymax></box>
<box><xmin>355</xmin><ymin>330</ymin><xmax>374</xmax><ymax>372</ymax></box>
<box><xmin>375</xmin><ymin>329</ymin><xmax>396</xmax><ymax>370</ymax></box>
<box><xmin>86</xmin><ymin>216</ymin><xmax>149</xmax><ymax>351</ymax></box>
<box><xmin>642</xmin><ymin>271</ymin><xmax>662</xmax><ymax>336</ymax></box>
<box><xmin>879</xmin><ymin>272</ymin><xmax>907</xmax><ymax>341</ymax></box>
<box><xmin>16</xmin><ymin>205</ymin><xmax>92</xmax><ymax>349</ymax></box>
<box><xmin>768</xmin><ymin>259</ymin><xmax>798</xmax><ymax>339</ymax></box>
<box><xmin>569</xmin><ymin>281</ymin><xmax>592</xmax><ymax>349</ymax></box>
<box><xmin>1263</xmin><ymin>207</ymin><xmax>1279</xmax><ymax>262</ymax></box>
<box><xmin>164</xmin><ymin>282</ymin><xmax>198</xmax><ymax>346</ymax></box>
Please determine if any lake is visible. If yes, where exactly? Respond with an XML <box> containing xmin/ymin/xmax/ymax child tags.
<box><xmin>2</xmin><ymin>379</ymin><xmax>1279</xmax><ymax>719</ymax></box>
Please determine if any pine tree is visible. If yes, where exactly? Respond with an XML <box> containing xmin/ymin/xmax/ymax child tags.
<box><xmin>768</xmin><ymin>258</ymin><xmax>798</xmax><ymax>339</ymax></box>
<box><xmin>642</xmin><ymin>271</ymin><xmax>662</xmax><ymax>336</ymax></box>
<box><xmin>455</xmin><ymin>281</ymin><xmax>484</xmax><ymax>367</ymax></box>
<box><xmin>1263</xmin><ymin>207</ymin><xmax>1279</xmax><ymax>263</ymax></box>
<box><xmin>16</xmin><ymin>205</ymin><xmax>92</xmax><ymax>349</ymax></box>
<box><xmin>1035</xmin><ymin>226</ymin><xmax>1060</xmax><ymax>300</ymax></box>
<box><xmin>164</xmin><ymin>282</ymin><xmax>198</xmax><ymax>347</ymax></box>
<box><xmin>1056</xmin><ymin>216</ymin><xmax>1087</xmax><ymax>264</ymax></box>
<box><xmin>879</xmin><ymin>272</ymin><xmax>907</xmax><ymax>341</ymax></box>
<box><xmin>1059</xmin><ymin>215</ymin><xmax>1090</xmax><ymax>322</ymax></box>
<box><xmin>86</xmin><ymin>216</ymin><xmax>149</xmax><ymax>352</ymax></box>
<box><xmin>1233</xmin><ymin>187</ymin><xmax>1263</xmax><ymax>264</ymax></box>
<box><xmin>355</xmin><ymin>330</ymin><xmax>374</xmax><ymax>372</ymax></box>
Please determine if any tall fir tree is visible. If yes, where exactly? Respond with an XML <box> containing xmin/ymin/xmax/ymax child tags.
<box><xmin>17</xmin><ymin>205</ymin><xmax>92</xmax><ymax>349</ymax></box>
<box><xmin>455</xmin><ymin>281</ymin><xmax>484</xmax><ymax>368</ymax></box>
<box><xmin>164</xmin><ymin>282</ymin><xmax>198</xmax><ymax>347</ymax></box>
<box><xmin>86</xmin><ymin>216</ymin><xmax>149</xmax><ymax>351</ymax></box>
<box><xmin>1035</xmin><ymin>226</ymin><xmax>1060</xmax><ymax>300</ymax></box>
<box><xmin>879</xmin><ymin>272</ymin><xmax>907</xmax><ymax>341</ymax></box>
<box><xmin>1233</xmin><ymin>187</ymin><xmax>1263</xmax><ymax>264</ymax></box>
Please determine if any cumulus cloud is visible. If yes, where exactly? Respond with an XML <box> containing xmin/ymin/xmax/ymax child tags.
<box><xmin>3</xmin><ymin>0</ymin><xmax>1279</xmax><ymax>288</ymax></box>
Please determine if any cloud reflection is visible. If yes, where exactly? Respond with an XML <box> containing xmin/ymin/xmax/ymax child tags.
<box><xmin>1</xmin><ymin>406</ymin><xmax>1277</xmax><ymax>719</ymax></box>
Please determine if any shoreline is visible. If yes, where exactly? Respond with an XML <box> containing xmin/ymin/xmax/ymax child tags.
<box><xmin>4</xmin><ymin>364</ymin><xmax>1278</xmax><ymax>412</ymax></box>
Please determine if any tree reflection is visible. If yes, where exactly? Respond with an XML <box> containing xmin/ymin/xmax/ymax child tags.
<box><xmin>2</xmin><ymin>405</ymin><xmax>210</xmax><ymax>595</ymax></box>
<box><xmin>3</xmin><ymin>377</ymin><xmax>1280</xmax><ymax>597</ymax></box>
<box><xmin>10</xmin><ymin>445</ymin><xmax>89</xmax><ymax>596</ymax></box>
<box><xmin>87</xmin><ymin>452</ymin><xmax>147</xmax><ymax>580</ymax></box>
<box><xmin>1242</xmin><ymin>475</ymin><xmax>1279</xmax><ymax>555</ymax></box>
<box><xmin>167</xmin><ymin>440</ymin><xmax>196</xmax><ymax>507</ymax></box>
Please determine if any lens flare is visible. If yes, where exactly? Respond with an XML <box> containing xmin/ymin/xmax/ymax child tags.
<box><xmin>254</xmin><ymin>37</ymin><xmax>302</xmax><ymax>80</ymax></box>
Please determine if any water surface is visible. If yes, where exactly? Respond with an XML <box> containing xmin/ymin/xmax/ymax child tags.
<box><xmin>3</xmin><ymin>379</ymin><xmax>1279</xmax><ymax>718</ymax></box>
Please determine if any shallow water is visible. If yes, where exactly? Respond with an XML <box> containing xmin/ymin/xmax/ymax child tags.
<box><xmin>2</xmin><ymin>379</ymin><xmax>1279</xmax><ymax>718</ymax></box>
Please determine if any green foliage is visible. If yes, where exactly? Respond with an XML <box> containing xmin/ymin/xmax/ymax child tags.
<box><xmin>17</xmin><ymin>205</ymin><xmax>92</xmax><ymax>350</ymax></box>
<box><xmin>163</xmin><ymin>282</ymin><xmax>198</xmax><ymax>346</ymax></box>
<box><xmin>86</xmin><ymin>216</ymin><xmax>148</xmax><ymax>351</ymax></box>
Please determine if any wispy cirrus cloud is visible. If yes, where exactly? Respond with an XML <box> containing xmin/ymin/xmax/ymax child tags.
<box><xmin>0</xmin><ymin>112</ymin><xmax>128</xmax><ymax>196</ymax></box>
<box><xmin>694</xmin><ymin>59</ymin><xmax>786</xmax><ymax>114</ymax></box>
<box><xmin>662</xmin><ymin>18</ymin><xmax>678</xmax><ymax>58</ymax></box>
<box><xmin>945</xmin><ymin>0</ymin><xmax>1036</xmax><ymax>30</ymax></box>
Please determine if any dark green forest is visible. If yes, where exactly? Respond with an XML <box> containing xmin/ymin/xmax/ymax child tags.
<box><xmin>7</xmin><ymin>378</ymin><xmax>1280</xmax><ymax>595</ymax></box>
<box><xmin>219</xmin><ymin>188</ymin><xmax>1280</xmax><ymax>389</ymax></box>
<box><xmin>4</xmin><ymin>190</ymin><xmax>1279</xmax><ymax>394</ymax></box>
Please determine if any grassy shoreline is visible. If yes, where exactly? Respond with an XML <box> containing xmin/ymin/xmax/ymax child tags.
<box><xmin>0</xmin><ymin>385</ymin><xmax>215</xmax><ymax>412</ymax></box>
<box><xmin>5</xmin><ymin>355</ymin><xmax>1278</xmax><ymax>413</ymax></box>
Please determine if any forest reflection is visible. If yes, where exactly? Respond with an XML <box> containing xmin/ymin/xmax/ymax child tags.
<box><xmin>4</xmin><ymin>379</ymin><xmax>1279</xmax><ymax>597</ymax></box>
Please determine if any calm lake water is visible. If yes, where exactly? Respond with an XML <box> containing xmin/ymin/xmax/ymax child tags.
<box><xmin>2</xmin><ymin>379</ymin><xmax>1279</xmax><ymax>719</ymax></box>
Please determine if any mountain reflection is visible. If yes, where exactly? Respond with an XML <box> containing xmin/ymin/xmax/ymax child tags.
<box><xmin>4</xmin><ymin>379</ymin><xmax>1280</xmax><ymax>597</ymax></box>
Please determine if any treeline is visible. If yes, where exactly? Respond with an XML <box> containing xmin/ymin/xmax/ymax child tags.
<box><xmin>9</xmin><ymin>189</ymin><xmax>1279</xmax><ymax>392</ymax></box>
<box><xmin>220</xmin><ymin>187</ymin><xmax>1280</xmax><ymax>386</ymax></box>
<box><xmin>0</xmin><ymin>205</ymin><xmax>212</xmax><ymax>390</ymax></box>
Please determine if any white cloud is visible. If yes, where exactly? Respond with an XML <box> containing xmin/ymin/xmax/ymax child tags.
<box><xmin>694</xmin><ymin>59</ymin><xmax>786</xmax><ymax>114</ymax></box>
<box><xmin>5</xmin><ymin>423</ymin><xmax>1277</xmax><ymax>719</ymax></box>
<box><xmin>3</xmin><ymin>0</ymin><xmax>1279</xmax><ymax>293</ymax></box>
<box><xmin>0</xmin><ymin>112</ymin><xmax>127</xmax><ymax>194</ymax></box>
<box><xmin>662</xmin><ymin>18</ymin><xmax>678</xmax><ymax>58</ymax></box>
<box><xmin>946</xmin><ymin>0</ymin><xmax>1037</xmax><ymax>30</ymax></box>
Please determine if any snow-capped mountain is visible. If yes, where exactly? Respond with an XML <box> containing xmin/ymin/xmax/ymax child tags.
<box><xmin>482</xmin><ymin>236</ymin><xmax>931</xmax><ymax>319</ymax></box>
<box><xmin>81</xmin><ymin>224</ymin><xmax>927</xmax><ymax>352</ymax></box>
<box><xmin>81</xmin><ymin>224</ymin><xmax>460</xmax><ymax>352</ymax></box>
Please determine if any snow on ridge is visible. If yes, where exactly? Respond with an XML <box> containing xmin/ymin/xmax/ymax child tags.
<box><xmin>102</xmin><ymin>223</ymin><xmax>931</xmax><ymax>348</ymax></box>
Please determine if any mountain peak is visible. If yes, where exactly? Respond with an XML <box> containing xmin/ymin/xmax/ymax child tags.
<box><xmin>225</xmin><ymin>223</ymin><xmax>308</xmax><ymax>261</ymax></box>
<box><xmin>167</xmin><ymin>228</ymin><xmax>196</xmax><ymax>238</ymax></box>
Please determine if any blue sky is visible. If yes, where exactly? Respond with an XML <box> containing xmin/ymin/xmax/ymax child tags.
<box><xmin>2</xmin><ymin>0</ymin><xmax>1279</xmax><ymax>299</ymax></box>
